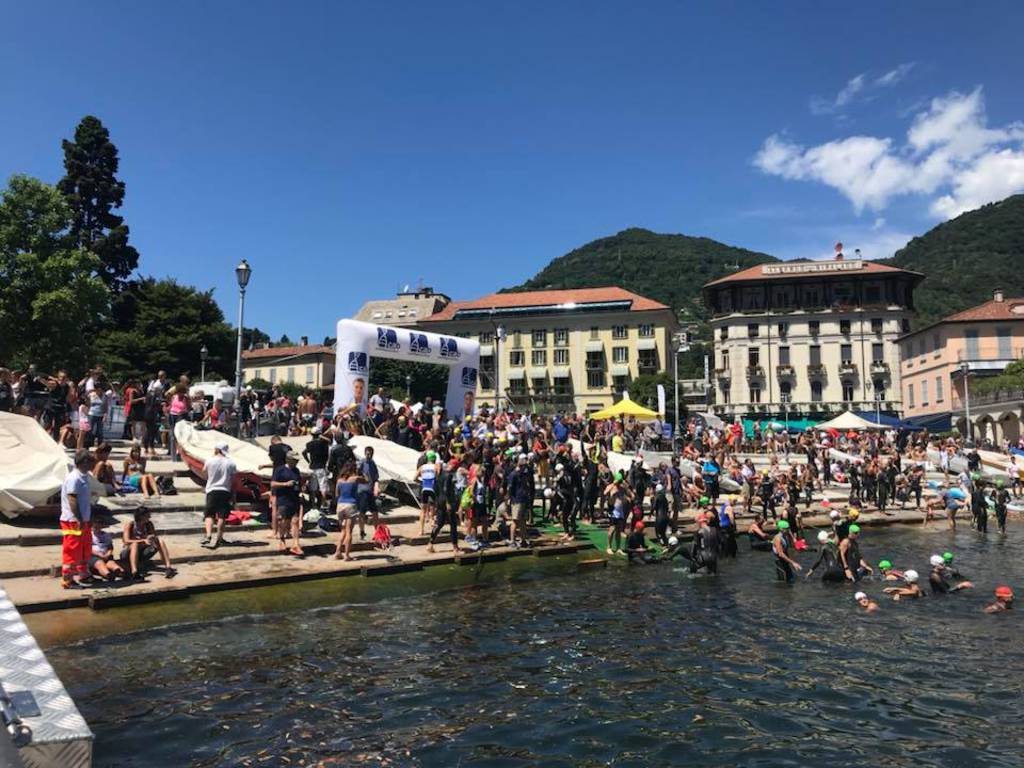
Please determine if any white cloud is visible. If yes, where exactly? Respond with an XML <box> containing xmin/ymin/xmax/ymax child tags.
<box><xmin>810</xmin><ymin>63</ymin><xmax>914</xmax><ymax>115</ymax></box>
<box><xmin>756</xmin><ymin>87</ymin><xmax>1024</xmax><ymax>218</ymax></box>
<box><xmin>872</xmin><ymin>217</ymin><xmax>886</xmax><ymax>231</ymax></box>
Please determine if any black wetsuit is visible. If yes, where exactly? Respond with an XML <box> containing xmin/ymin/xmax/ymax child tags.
<box><xmin>668</xmin><ymin>526</ymin><xmax>718</xmax><ymax>574</ymax></box>
<box><xmin>971</xmin><ymin>487</ymin><xmax>988</xmax><ymax>532</ymax></box>
<box><xmin>995</xmin><ymin>488</ymin><xmax>1009</xmax><ymax>534</ymax></box>
<box><xmin>653</xmin><ymin>491</ymin><xmax>671</xmax><ymax>546</ymax></box>
<box><xmin>718</xmin><ymin>505</ymin><xmax>737</xmax><ymax>558</ymax></box>
<box><xmin>429</xmin><ymin>468</ymin><xmax>458</xmax><ymax>548</ymax></box>
<box><xmin>773</xmin><ymin>533</ymin><xmax>795</xmax><ymax>583</ymax></box>
<box><xmin>809</xmin><ymin>542</ymin><xmax>845</xmax><ymax>582</ymax></box>
<box><xmin>841</xmin><ymin>538</ymin><xmax>866</xmax><ymax>581</ymax></box>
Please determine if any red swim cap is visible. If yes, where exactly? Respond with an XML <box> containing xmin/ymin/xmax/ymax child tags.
<box><xmin>995</xmin><ymin>586</ymin><xmax>1014</xmax><ymax>599</ymax></box>
<box><xmin>634</xmin><ymin>520</ymin><xmax>645</xmax><ymax>531</ymax></box>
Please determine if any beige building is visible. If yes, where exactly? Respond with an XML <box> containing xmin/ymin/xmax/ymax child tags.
<box><xmin>702</xmin><ymin>253</ymin><xmax>923</xmax><ymax>420</ymax></box>
<box><xmin>899</xmin><ymin>290</ymin><xmax>1024</xmax><ymax>441</ymax></box>
<box><xmin>353</xmin><ymin>287</ymin><xmax>451</xmax><ymax>327</ymax></box>
<box><xmin>421</xmin><ymin>287</ymin><xmax>679</xmax><ymax>413</ymax></box>
<box><xmin>241</xmin><ymin>342</ymin><xmax>336</xmax><ymax>390</ymax></box>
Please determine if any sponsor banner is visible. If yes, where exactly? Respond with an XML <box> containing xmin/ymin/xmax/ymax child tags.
<box><xmin>334</xmin><ymin>319</ymin><xmax>481</xmax><ymax>419</ymax></box>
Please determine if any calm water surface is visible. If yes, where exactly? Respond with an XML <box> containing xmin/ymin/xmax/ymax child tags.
<box><xmin>48</xmin><ymin>525</ymin><xmax>1024</xmax><ymax>767</ymax></box>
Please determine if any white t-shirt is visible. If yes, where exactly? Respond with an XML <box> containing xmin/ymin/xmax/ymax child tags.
<box><xmin>60</xmin><ymin>469</ymin><xmax>92</xmax><ymax>523</ymax></box>
<box><xmin>369</xmin><ymin>394</ymin><xmax>385</xmax><ymax>413</ymax></box>
<box><xmin>203</xmin><ymin>455</ymin><xmax>237</xmax><ymax>493</ymax></box>
<box><xmin>216</xmin><ymin>385</ymin><xmax>236</xmax><ymax>407</ymax></box>
<box><xmin>148</xmin><ymin>379</ymin><xmax>166</xmax><ymax>395</ymax></box>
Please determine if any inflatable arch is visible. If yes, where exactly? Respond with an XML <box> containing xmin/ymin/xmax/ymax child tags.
<box><xmin>333</xmin><ymin>319</ymin><xmax>481</xmax><ymax>420</ymax></box>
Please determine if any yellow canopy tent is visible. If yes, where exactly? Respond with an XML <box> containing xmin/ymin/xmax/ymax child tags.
<box><xmin>590</xmin><ymin>397</ymin><xmax>660</xmax><ymax>421</ymax></box>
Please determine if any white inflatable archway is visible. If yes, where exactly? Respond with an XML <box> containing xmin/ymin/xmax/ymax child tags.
<box><xmin>333</xmin><ymin>319</ymin><xmax>481</xmax><ymax>420</ymax></box>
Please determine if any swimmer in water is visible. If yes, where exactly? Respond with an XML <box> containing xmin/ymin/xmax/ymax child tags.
<box><xmin>877</xmin><ymin>559</ymin><xmax>905</xmax><ymax>581</ymax></box>
<box><xmin>884</xmin><ymin>569</ymin><xmax>923</xmax><ymax>601</ymax></box>
<box><xmin>993</xmin><ymin>479</ymin><xmax>1010</xmax><ymax>535</ymax></box>
<box><xmin>805</xmin><ymin>530</ymin><xmax>844</xmax><ymax>583</ymax></box>
<box><xmin>928</xmin><ymin>554</ymin><xmax>973</xmax><ymax>595</ymax></box>
<box><xmin>625</xmin><ymin>520</ymin><xmax>655</xmax><ymax>564</ymax></box>
<box><xmin>941</xmin><ymin>551</ymin><xmax>966</xmax><ymax>580</ymax></box>
<box><xmin>747</xmin><ymin>513</ymin><xmax>772</xmax><ymax>551</ymax></box>
<box><xmin>854</xmin><ymin>591</ymin><xmax>879</xmax><ymax>612</ymax></box>
<box><xmin>772</xmin><ymin>519</ymin><xmax>801</xmax><ymax>583</ymax></box>
<box><xmin>984</xmin><ymin>586</ymin><xmax>1014</xmax><ymax>613</ymax></box>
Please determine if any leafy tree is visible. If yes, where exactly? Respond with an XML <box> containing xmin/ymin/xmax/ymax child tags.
<box><xmin>57</xmin><ymin>116</ymin><xmax>139</xmax><ymax>291</ymax></box>
<box><xmin>94</xmin><ymin>277</ymin><xmax>234</xmax><ymax>380</ymax></box>
<box><xmin>245</xmin><ymin>377</ymin><xmax>273</xmax><ymax>390</ymax></box>
<box><xmin>368</xmin><ymin>358</ymin><xmax>449</xmax><ymax>403</ymax></box>
<box><xmin>243</xmin><ymin>327</ymin><xmax>271</xmax><ymax>350</ymax></box>
<box><xmin>278</xmin><ymin>334</ymin><xmax>293</xmax><ymax>345</ymax></box>
<box><xmin>0</xmin><ymin>175</ymin><xmax>109</xmax><ymax>371</ymax></box>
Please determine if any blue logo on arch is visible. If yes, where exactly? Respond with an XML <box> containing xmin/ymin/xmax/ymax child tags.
<box><xmin>439</xmin><ymin>337</ymin><xmax>460</xmax><ymax>359</ymax></box>
<box><xmin>461</xmin><ymin>366</ymin><xmax>478</xmax><ymax>388</ymax></box>
<box><xmin>377</xmin><ymin>327</ymin><xmax>400</xmax><ymax>350</ymax></box>
<box><xmin>409</xmin><ymin>332</ymin><xmax>431</xmax><ymax>355</ymax></box>
<box><xmin>347</xmin><ymin>351</ymin><xmax>368</xmax><ymax>374</ymax></box>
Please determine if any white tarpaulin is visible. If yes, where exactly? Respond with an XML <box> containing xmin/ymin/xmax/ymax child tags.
<box><xmin>348</xmin><ymin>435</ymin><xmax>420</xmax><ymax>484</ymax></box>
<box><xmin>0</xmin><ymin>412</ymin><xmax>71</xmax><ymax>515</ymax></box>
<box><xmin>175</xmin><ymin>421</ymin><xmax>282</xmax><ymax>478</ymax></box>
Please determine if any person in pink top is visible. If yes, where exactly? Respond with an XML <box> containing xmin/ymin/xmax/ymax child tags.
<box><xmin>167</xmin><ymin>383</ymin><xmax>190</xmax><ymax>460</ymax></box>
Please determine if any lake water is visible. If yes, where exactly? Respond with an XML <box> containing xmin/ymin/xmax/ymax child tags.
<box><xmin>46</xmin><ymin>525</ymin><xmax>1024</xmax><ymax>767</ymax></box>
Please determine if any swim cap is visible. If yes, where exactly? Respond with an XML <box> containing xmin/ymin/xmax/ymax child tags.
<box><xmin>942</xmin><ymin>552</ymin><xmax>953</xmax><ymax>563</ymax></box>
<box><xmin>615</xmin><ymin>471</ymin><xmax>624</xmax><ymax>482</ymax></box>
<box><xmin>995</xmin><ymin>585</ymin><xmax>1014</xmax><ymax>599</ymax></box>
<box><xmin>996</xmin><ymin>478</ymin><xmax>1006</xmax><ymax>488</ymax></box>
<box><xmin>777</xmin><ymin>520</ymin><xmax>790</xmax><ymax>530</ymax></box>
<box><xmin>971</xmin><ymin>471</ymin><xmax>981</xmax><ymax>480</ymax></box>
<box><xmin>543</xmin><ymin>488</ymin><xmax>553</xmax><ymax>499</ymax></box>
<box><xmin>729</xmin><ymin>495</ymin><xmax>737</xmax><ymax>503</ymax></box>
<box><xmin>699</xmin><ymin>496</ymin><xmax>709</xmax><ymax>505</ymax></box>
<box><xmin>905</xmin><ymin>569</ymin><xmax>919</xmax><ymax>583</ymax></box>
<box><xmin>817</xmin><ymin>531</ymin><xmax>829</xmax><ymax>544</ymax></box>
<box><xmin>854</xmin><ymin>591</ymin><xmax>867</xmax><ymax>601</ymax></box>
<box><xmin>656</xmin><ymin>483</ymin><xmax>664</xmax><ymax>493</ymax></box>
<box><xmin>878</xmin><ymin>560</ymin><xmax>892</xmax><ymax>570</ymax></box>
<box><xmin>426</xmin><ymin>451</ymin><xmax>436</xmax><ymax>461</ymax></box>
<box><xmin>829</xmin><ymin>510</ymin><xmax>840</xmax><ymax>520</ymax></box>
<box><xmin>634</xmin><ymin>520</ymin><xmax>645</xmax><ymax>531</ymax></box>
<box><xmin>849</xmin><ymin>509</ymin><xmax>860</xmax><ymax>520</ymax></box>
<box><xmin>848</xmin><ymin>524</ymin><xmax>860</xmax><ymax>534</ymax></box>
<box><xmin>930</xmin><ymin>555</ymin><xmax>944</xmax><ymax>567</ymax></box>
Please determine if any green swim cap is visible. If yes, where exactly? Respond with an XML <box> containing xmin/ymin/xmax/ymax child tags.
<box><xmin>996</xmin><ymin>478</ymin><xmax>1006</xmax><ymax>488</ymax></box>
<box><xmin>699</xmin><ymin>495</ymin><xmax>709</xmax><ymax>505</ymax></box>
<box><xmin>848</xmin><ymin>524</ymin><xmax>861</xmax><ymax>534</ymax></box>
<box><xmin>971</xmin><ymin>472</ymin><xmax>981</xmax><ymax>480</ymax></box>
<box><xmin>615</xmin><ymin>471</ymin><xmax>624</xmax><ymax>482</ymax></box>
<box><xmin>777</xmin><ymin>520</ymin><xmax>790</xmax><ymax>530</ymax></box>
<box><xmin>878</xmin><ymin>560</ymin><xmax>892</xmax><ymax>570</ymax></box>
<box><xmin>426</xmin><ymin>451</ymin><xmax>436</xmax><ymax>461</ymax></box>
<box><xmin>943</xmin><ymin>551</ymin><xmax>953</xmax><ymax>563</ymax></box>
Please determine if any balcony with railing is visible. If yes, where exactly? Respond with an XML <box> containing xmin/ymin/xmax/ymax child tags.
<box><xmin>807</xmin><ymin>363</ymin><xmax>827</xmax><ymax>377</ymax></box>
<box><xmin>746</xmin><ymin>364</ymin><xmax>765</xmax><ymax>379</ymax></box>
<box><xmin>714</xmin><ymin>367</ymin><xmax>731</xmax><ymax>380</ymax></box>
<box><xmin>956</xmin><ymin>347</ymin><xmax>1024</xmax><ymax>373</ymax></box>
<box><xmin>776</xmin><ymin>364</ymin><xmax>795</xmax><ymax>378</ymax></box>
<box><xmin>838</xmin><ymin>361</ymin><xmax>858</xmax><ymax>376</ymax></box>
<box><xmin>870</xmin><ymin>360</ymin><xmax>890</xmax><ymax>375</ymax></box>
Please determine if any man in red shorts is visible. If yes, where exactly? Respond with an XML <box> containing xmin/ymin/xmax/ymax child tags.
<box><xmin>61</xmin><ymin>450</ymin><xmax>96</xmax><ymax>588</ymax></box>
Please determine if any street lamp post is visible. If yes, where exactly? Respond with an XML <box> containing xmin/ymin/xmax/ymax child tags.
<box><xmin>672</xmin><ymin>332</ymin><xmax>689</xmax><ymax>442</ymax></box>
<box><xmin>961</xmin><ymin>362</ymin><xmax>973</xmax><ymax>443</ymax></box>
<box><xmin>874</xmin><ymin>390</ymin><xmax>883</xmax><ymax>425</ymax></box>
<box><xmin>781</xmin><ymin>392</ymin><xmax>790</xmax><ymax>431</ymax></box>
<box><xmin>495</xmin><ymin>324</ymin><xmax>505</xmax><ymax>413</ymax></box>
<box><xmin>200</xmin><ymin>344</ymin><xmax>208</xmax><ymax>382</ymax></box>
<box><xmin>405</xmin><ymin>373</ymin><xmax>412</xmax><ymax>399</ymax></box>
<box><xmin>234</xmin><ymin>259</ymin><xmax>252</xmax><ymax>438</ymax></box>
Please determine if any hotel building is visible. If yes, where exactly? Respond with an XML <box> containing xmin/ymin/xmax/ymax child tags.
<box><xmin>702</xmin><ymin>253</ymin><xmax>923</xmax><ymax>420</ymax></box>
<box><xmin>421</xmin><ymin>287</ymin><xmax>679</xmax><ymax>414</ymax></box>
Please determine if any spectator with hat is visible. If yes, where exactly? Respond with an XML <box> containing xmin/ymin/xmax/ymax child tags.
<box><xmin>201</xmin><ymin>441</ymin><xmax>236</xmax><ymax>549</ymax></box>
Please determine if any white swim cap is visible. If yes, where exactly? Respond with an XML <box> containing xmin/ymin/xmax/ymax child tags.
<box><xmin>854</xmin><ymin>591</ymin><xmax>867</xmax><ymax>601</ymax></box>
<box><xmin>668</xmin><ymin>536</ymin><xmax>679</xmax><ymax>546</ymax></box>
<box><xmin>543</xmin><ymin>488</ymin><xmax>553</xmax><ymax>498</ymax></box>
<box><xmin>655</xmin><ymin>483</ymin><xmax>664</xmax><ymax>493</ymax></box>
<box><xmin>930</xmin><ymin>554</ymin><xmax>944</xmax><ymax>567</ymax></box>
<box><xmin>829</xmin><ymin>510</ymin><xmax>840</xmax><ymax>520</ymax></box>
<box><xmin>817</xmin><ymin>530</ymin><xmax>829</xmax><ymax>544</ymax></box>
<box><xmin>905</xmin><ymin>569</ymin><xmax>919</xmax><ymax>583</ymax></box>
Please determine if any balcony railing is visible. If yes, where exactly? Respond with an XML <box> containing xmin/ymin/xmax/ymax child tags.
<box><xmin>807</xmin><ymin>363</ymin><xmax>827</xmax><ymax>377</ymax></box>
<box><xmin>870</xmin><ymin>360</ymin><xmax>890</xmax><ymax>374</ymax></box>
<box><xmin>967</xmin><ymin>387</ymin><xmax>1024</xmax><ymax>407</ymax></box>
<box><xmin>746</xmin><ymin>365</ymin><xmax>764</xmax><ymax>379</ymax></box>
<box><xmin>776</xmin><ymin>364</ymin><xmax>795</xmax><ymax>378</ymax></box>
<box><xmin>714</xmin><ymin>367</ymin><xmax>730</xmax><ymax>379</ymax></box>
<box><xmin>839</xmin><ymin>361</ymin><xmax>858</xmax><ymax>375</ymax></box>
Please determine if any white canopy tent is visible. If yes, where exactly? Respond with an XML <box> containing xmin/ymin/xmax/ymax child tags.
<box><xmin>815</xmin><ymin>411</ymin><xmax>888</xmax><ymax>431</ymax></box>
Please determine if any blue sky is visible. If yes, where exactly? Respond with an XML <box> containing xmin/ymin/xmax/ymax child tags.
<box><xmin>3</xmin><ymin>1</ymin><xmax>1023</xmax><ymax>340</ymax></box>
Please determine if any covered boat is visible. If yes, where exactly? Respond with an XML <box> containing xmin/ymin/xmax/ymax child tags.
<box><xmin>175</xmin><ymin>421</ymin><xmax>274</xmax><ymax>500</ymax></box>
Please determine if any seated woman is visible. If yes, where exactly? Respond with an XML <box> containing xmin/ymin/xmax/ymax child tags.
<box><xmin>92</xmin><ymin>443</ymin><xmax>118</xmax><ymax>495</ymax></box>
<box><xmin>122</xmin><ymin>445</ymin><xmax>160</xmax><ymax>498</ymax></box>
<box><xmin>121</xmin><ymin>507</ymin><xmax>176</xmax><ymax>579</ymax></box>
<box><xmin>90</xmin><ymin>517</ymin><xmax>126</xmax><ymax>581</ymax></box>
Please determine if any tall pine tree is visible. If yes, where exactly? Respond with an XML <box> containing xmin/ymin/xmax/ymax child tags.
<box><xmin>58</xmin><ymin>115</ymin><xmax>139</xmax><ymax>291</ymax></box>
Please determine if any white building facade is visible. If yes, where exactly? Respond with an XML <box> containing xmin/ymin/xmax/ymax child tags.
<box><xmin>702</xmin><ymin>256</ymin><xmax>923</xmax><ymax>420</ymax></box>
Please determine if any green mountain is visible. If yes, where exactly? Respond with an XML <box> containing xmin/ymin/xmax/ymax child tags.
<box><xmin>505</xmin><ymin>227</ymin><xmax>778</xmax><ymax>321</ymax></box>
<box><xmin>884</xmin><ymin>194</ymin><xmax>1024</xmax><ymax>326</ymax></box>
